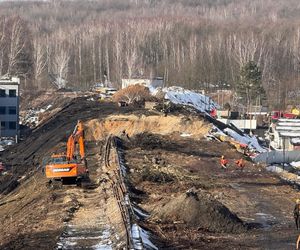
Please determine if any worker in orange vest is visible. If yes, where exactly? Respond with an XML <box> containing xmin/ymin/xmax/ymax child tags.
<box><xmin>220</xmin><ymin>155</ymin><xmax>228</xmax><ymax>169</ymax></box>
<box><xmin>235</xmin><ymin>158</ymin><xmax>245</xmax><ymax>171</ymax></box>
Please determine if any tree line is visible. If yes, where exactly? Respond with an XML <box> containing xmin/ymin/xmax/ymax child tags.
<box><xmin>1</xmin><ymin>0</ymin><xmax>300</xmax><ymax>108</ymax></box>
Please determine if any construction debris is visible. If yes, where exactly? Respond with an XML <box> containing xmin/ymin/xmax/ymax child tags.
<box><xmin>0</xmin><ymin>89</ymin><xmax>298</xmax><ymax>249</ymax></box>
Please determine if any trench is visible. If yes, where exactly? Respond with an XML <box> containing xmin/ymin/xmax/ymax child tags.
<box><xmin>56</xmin><ymin>136</ymin><xmax>158</xmax><ymax>250</ymax></box>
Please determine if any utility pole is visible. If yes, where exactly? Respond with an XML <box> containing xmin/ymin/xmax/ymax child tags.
<box><xmin>283</xmin><ymin>136</ymin><xmax>286</xmax><ymax>170</ymax></box>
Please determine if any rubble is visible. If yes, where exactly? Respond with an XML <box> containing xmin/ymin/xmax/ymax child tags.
<box><xmin>0</xmin><ymin>138</ymin><xmax>15</xmax><ymax>152</ymax></box>
<box><xmin>151</xmin><ymin>86</ymin><xmax>267</xmax><ymax>155</ymax></box>
<box><xmin>20</xmin><ymin>104</ymin><xmax>52</xmax><ymax>128</ymax></box>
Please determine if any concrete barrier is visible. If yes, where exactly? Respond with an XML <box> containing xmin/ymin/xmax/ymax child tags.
<box><xmin>254</xmin><ymin>150</ymin><xmax>300</xmax><ymax>164</ymax></box>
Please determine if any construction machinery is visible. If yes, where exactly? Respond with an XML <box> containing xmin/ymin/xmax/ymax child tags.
<box><xmin>44</xmin><ymin>120</ymin><xmax>88</xmax><ymax>186</ymax></box>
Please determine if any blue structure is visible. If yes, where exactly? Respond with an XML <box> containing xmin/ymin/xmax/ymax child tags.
<box><xmin>0</xmin><ymin>76</ymin><xmax>20</xmax><ymax>139</ymax></box>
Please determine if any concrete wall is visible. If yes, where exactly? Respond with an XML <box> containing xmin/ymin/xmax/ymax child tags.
<box><xmin>254</xmin><ymin>150</ymin><xmax>300</xmax><ymax>164</ymax></box>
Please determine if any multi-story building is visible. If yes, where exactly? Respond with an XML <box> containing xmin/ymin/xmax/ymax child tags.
<box><xmin>0</xmin><ymin>76</ymin><xmax>20</xmax><ymax>139</ymax></box>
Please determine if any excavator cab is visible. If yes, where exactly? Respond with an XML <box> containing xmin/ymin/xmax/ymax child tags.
<box><xmin>45</xmin><ymin>121</ymin><xmax>88</xmax><ymax>186</ymax></box>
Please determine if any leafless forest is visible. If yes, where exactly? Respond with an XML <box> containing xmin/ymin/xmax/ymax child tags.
<box><xmin>1</xmin><ymin>0</ymin><xmax>300</xmax><ymax>107</ymax></box>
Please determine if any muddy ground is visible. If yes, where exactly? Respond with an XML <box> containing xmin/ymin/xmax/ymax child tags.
<box><xmin>0</xmin><ymin>139</ymin><xmax>127</xmax><ymax>249</ymax></box>
<box><xmin>0</xmin><ymin>93</ymin><xmax>299</xmax><ymax>249</ymax></box>
<box><xmin>125</xmin><ymin>133</ymin><xmax>300</xmax><ymax>249</ymax></box>
<box><xmin>0</xmin><ymin>96</ymin><xmax>154</xmax><ymax>193</ymax></box>
<box><xmin>0</xmin><ymin>96</ymin><xmax>154</xmax><ymax>249</ymax></box>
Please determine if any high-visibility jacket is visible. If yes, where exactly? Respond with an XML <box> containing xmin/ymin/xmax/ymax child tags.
<box><xmin>235</xmin><ymin>159</ymin><xmax>245</xmax><ymax>168</ymax></box>
<box><xmin>220</xmin><ymin>158</ymin><xmax>228</xmax><ymax>165</ymax></box>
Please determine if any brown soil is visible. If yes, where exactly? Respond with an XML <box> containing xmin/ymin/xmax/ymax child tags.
<box><xmin>20</xmin><ymin>90</ymin><xmax>79</xmax><ymax>111</ymax></box>
<box><xmin>0</xmin><ymin>97</ymin><xmax>153</xmax><ymax>194</ymax></box>
<box><xmin>0</xmin><ymin>139</ymin><xmax>126</xmax><ymax>249</ymax></box>
<box><xmin>124</xmin><ymin>133</ymin><xmax>300</xmax><ymax>249</ymax></box>
<box><xmin>153</xmin><ymin>190</ymin><xmax>245</xmax><ymax>233</ymax></box>
<box><xmin>0</xmin><ymin>97</ymin><xmax>154</xmax><ymax>248</ymax></box>
<box><xmin>1</xmin><ymin>93</ymin><xmax>299</xmax><ymax>249</ymax></box>
<box><xmin>85</xmin><ymin>114</ymin><xmax>211</xmax><ymax>141</ymax></box>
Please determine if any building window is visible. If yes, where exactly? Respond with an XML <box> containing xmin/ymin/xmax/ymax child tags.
<box><xmin>9</xmin><ymin>90</ymin><xmax>16</xmax><ymax>97</ymax></box>
<box><xmin>8</xmin><ymin>106</ymin><xmax>16</xmax><ymax>115</ymax></box>
<box><xmin>8</xmin><ymin>121</ymin><xmax>16</xmax><ymax>130</ymax></box>
<box><xmin>0</xmin><ymin>90</ymin><xmax>5</xmax><ymax>97</ymax></box>
<box><xmin>0</xmin><ymin>106</ymin><xmax>5</xmax><ymax>114</ymax></box>
<box><xmin>1</xmin><ymin>121</ymin><xmax>5</xmax><ymax>130</ymax></box>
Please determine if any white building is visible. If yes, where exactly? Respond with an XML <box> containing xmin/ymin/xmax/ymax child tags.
<box><xmin>121</xmin><ymin>77</ymin><xmax>164</xmax><ymax>89</ymax></box>
<box><xmin>0</xmin><ymin>76</ymin><xmax>20</xmax><ymax>138</ymax></box>
<box><xmin>267</xmin><ymin>119</ymin><xmax>300</xmax><ymax>150</ymax></box>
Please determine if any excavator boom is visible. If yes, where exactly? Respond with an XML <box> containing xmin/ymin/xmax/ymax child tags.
<box><xmin>66</xmin><ymin>121</ymin><xmax>85</xmax><ymax>161</ymax></box>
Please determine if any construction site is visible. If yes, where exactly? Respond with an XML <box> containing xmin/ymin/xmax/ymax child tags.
<box><xmin>0</xmin><ymin>87</ymin><xmax>299</xmax><ymax>250</ymax></box>
<box><xmin>3</xmin><ymin>0</ymin><xmax>300</xmax><ymax>249</ymax></box>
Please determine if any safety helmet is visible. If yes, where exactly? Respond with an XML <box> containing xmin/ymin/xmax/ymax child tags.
<box><xmin>221</xmin><ymin>155</ymin><xmax>224</xmax><ymax>158</ymax></box>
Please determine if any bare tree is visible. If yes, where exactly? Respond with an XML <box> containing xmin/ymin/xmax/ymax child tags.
<box><xmin>0</xmin><ymin>18</ymin><xmax>6</xmax><ymax>76</ymax></box>
<box><xmin>7</xmin><ymin>17</ymin><xmax>26</xmax><ymax>74</ymax></box>
<box><xmin>52</xmin><ymin>46</ymin><xmax>69</xmax><ymax>89</ymax></box>
<box><xmin>33</xmin><ymin>37</ymin><xmax>47</xmax><ymax>86</ymax></box>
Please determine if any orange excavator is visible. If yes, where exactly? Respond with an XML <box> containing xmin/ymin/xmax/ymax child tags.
<box><xmin>45</xmin><ymin>120</ymin><xmax>88</xmax><ymax>186</ymax></box>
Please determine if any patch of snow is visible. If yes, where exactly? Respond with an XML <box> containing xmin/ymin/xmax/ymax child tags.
<box><xmin>291</xmin><ymin>138</ymin><xmax>300</xmax><ymax>144</ymax></box>
<box><xmin>291</xmin><ymin>161</ymin><xmax>300</xmax><ymax>168</ymax></box>
<box><xmin>266</xmin><ymin>165</ymin><xmax>284</xmax><ymax>173</ymax></box>
<box><xmin>57</xmin><ymin>225</ymin><xmax>114</xmax><ymax>250</ymax></box>
<box><xmin>180</xmin><ymin>133</ymin><xmax>191</xmax><ymax>137</ymax></box>
<box><xmin>255</xmin><ymin>212</ymin><xmax>276</xmax><ymax>219</ymax></box>
<box><xmin>133</xmin><ymin>206</ymin><xmax>149</xmax><ymax>219</ymax></box>
<box><xmin>255</xmin><ymin>212</ymin><xmax>276</xmax><ymax>229</ymax></box>
<box><xmin>0</xmin><ymin>139</ymin><xmax>14</xmax><ymax>146</ymax></box>
<box><xmin>148</xmin><ymin>85</ymin><xmax>156</xmax><ymax>93</ymax></box>
<box><xmin>151</xmin><ymin>86</ymin><xmax>219</xmax><ymax>112</ymax></box>
<box><xmin>139</xmin><ymin>226</ymin><xmax>158</xmax><ymax>250</ymax></box>
<box><xmin>152</xmin><ymin>86</ymin><xmax>266</xmax><ymax>153</ymax></box>
<box><xmin>54</xmin><ymin>76</ymin><xmax>67</xmax><ymax>89</ymax></box>
<box><xmin>0</xmin><ymin>139</ymin><xmax>15</xmax><ymax>152</ymax></box>
<box><xmin>224</xmin><ymin>128</ymin><xmax>267</xmax><ymax>153</ymax></box>
<box><xmin>131</xmin><ymin>224</ymin><xmax>158</xmax><ymax>250</ymax></box>
<box><xmin>164</xmin><ymin>86</ymin><xmax>219</xmax><ymax>112</ymax></box>
<box><xmin>93</xmin><ymin>245</ymin><xmax>112</xmax><ymax>250</ymax></box>
<box><xmin>62</xmin><ymin>240</ymin><xmax>77</xmax><ymax>246</ymax></box>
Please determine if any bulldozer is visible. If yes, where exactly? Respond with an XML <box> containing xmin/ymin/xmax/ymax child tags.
<box><xmin>44</xmin><ymin>120</ymin><xmax>88</xmax><ymax>187</ymax></box>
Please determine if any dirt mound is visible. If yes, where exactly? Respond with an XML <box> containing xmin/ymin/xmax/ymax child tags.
<box><xmin>20</xmin><ymin>90</ymin><xmax>79</xmax><ymax>111</ymax></box>
<box><xmin>0</xmin><ymin>98</ymin><xmax>146</xmax><ymax>194</ymax></box>
<box><xmin>153</xmin><ymin>189</ymin><xmax>246</xmax><ymax>233</ymax></box>
<box><xmin>85</xmin><ymin>114</ymin><xmax>211</xmax><ymax>141</ymax></box>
